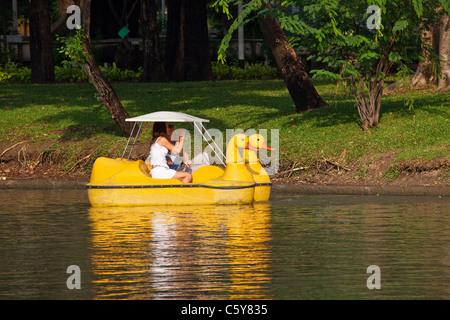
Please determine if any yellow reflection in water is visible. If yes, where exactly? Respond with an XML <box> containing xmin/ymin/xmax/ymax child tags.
<box><xmin>88</xmin><ymin>203</ymin><xmax>272</xmax><ymax>299</ymax></box>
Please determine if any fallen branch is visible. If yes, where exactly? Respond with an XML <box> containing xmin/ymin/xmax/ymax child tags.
<box><xmin>34</xmin><ymin>151</ymin><xmax>45</xmax><ymax>167</ymax></box>
<box><xmin>277</xmin><ymin>166</ymin><xmax>309</xmax><ymax>176</ymax></box>
<box><xmin>323</xmin><ymin>158</ymin><xmax>350</xmax><ymax>171</ymax></box>
<box><xmin>277</xmin><ymin>161</ymin><xmax>309</xmax><ymax>177</ymax></box>
<box><xmin>67</xmin><ymin>147</ymin><xmax>99</xmax><ymax>172</ymax></box>
<box><xmin>0</xmin><ymin>141</ymin><xmax>30</xmax><ymax>160</ymax></box>
<box><xmin>18</xmin><ymin>144</ymin><xmax>28</xmax><ymax>170</ymax></box>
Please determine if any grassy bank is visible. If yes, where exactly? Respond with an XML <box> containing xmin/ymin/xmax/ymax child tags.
<box><xmin>0</xmin><ymin>80</ymin><xmax>449</xmax><ymax>185</ymax></box>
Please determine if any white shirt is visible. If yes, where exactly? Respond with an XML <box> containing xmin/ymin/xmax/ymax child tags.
<box><xmin>150</xmin><ymin>137</ymin><xmax>169</xmax><ymax>168</ymax></box>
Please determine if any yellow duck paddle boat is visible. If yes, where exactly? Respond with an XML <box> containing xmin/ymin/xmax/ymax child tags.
<box><xmin>244</xmin><ymin>133</ymin><xmax>274</xmax><ymax>202</ymax></box>
<box><xmin>86</xmin><ymin>111</ymin><xmax>272</xmax><ymax>207</ymax></box>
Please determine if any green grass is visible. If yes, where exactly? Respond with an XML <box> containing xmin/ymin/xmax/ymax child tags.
<box><xmin>0</xmin><ymin>80</ymin><xmax>449</xmax><ymax>176</ymax></box>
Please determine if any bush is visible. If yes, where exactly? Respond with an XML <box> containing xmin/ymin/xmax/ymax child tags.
<box><xmin>0</xmin><ymin>64</ymin><xmax>31</xmax><ymax>83</ymax></box>
<box><xmin>55</xmin><ymin>65</ymin><xmax>88</xmax><ymax>82</ymax></box>
<box><xmin>1</xmin><ymin>61</ymin><xmax>278</xmax><ymax>83</ymax></box>
<box><xmin>212</xmin><ymin>62</ymin><xmax>279</xmax><ymax>80</ymax></box>
<box><xmin>99</xmin><ymin>63</ymin><xmax>142</xmax><ymax>82</ymax></box>
<box><xmin>0</xmin><ymin>63</ymin><xmax>142</xmax><ymax>83</ymax></box>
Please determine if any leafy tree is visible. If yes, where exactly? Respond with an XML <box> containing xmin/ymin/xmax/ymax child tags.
<box><xmin>272</xmin><ymin>0</ymin><xmax>449</xmax><ymax>129</ymax></box>
<box><xmin>215</xmin><ymin>0</ymin><xmax>328</xmax><ymax>112</ymax></box>
<box><xmin>57</xmin><ymin>0</ymin><xmax>133</xmax><ymax>137</ymax></box>
<box><xmin>217</xmin><ymin>0</ymin><xmax>449</xmax><ymax>129</ymax></box>
<box><xmin>393</xmin><ymin>10</ymin><xmax>450</xmax><ymax>93</ymax></box>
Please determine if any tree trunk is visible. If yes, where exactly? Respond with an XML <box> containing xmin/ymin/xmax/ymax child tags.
<box><xmin>351</xmin><ymin>39</ymin><xmax>394</xmax><ymax>130</ymax></box>
<box><xmin>351</xmin><ymin>77</ymin><xmax>384</xmax><ymax>130</ymax></box>
<box><xmin>184</xmin><ymin>0</ymin><xmax>212</xmax><ymax>81</ymax></box>
<box><xmin>108</xmin><ymin>0</ymin><xmax>140</xmax><ymax>70</ymax></box>
<box><xmin>1</xmin><ymin>0</ymin><xmax>8</xmax><ymax>65</ymax></box>
<box><xmin>164</xmin><ymin>0</ymin><xmax>184</xmax><ymax>81</ymax></box>
<box><xmin>29</xmin><ymin>0</ymin><xmax>54</xmax><ymax>83</ymax></box>
<box><xmin>141</xmin><ymin>0</ymin><xmax>166</xmax><ymax>82</ymax></box>
<box><xmin>164</xmin><ymin>0</ymin><xmax>212</xmax><ymax>81</ymax></box>
<box><xmin>387</xmin><ymin>13</ymin><xmax>450</xmax><ymax>92</ymax></box>
<box><xmin>437</xmin><ymin>13</ymin><xmax>450</xmax><ymax>92</ymax></box>
<box><xmin>114</xmin><ymin>36</ymin><xmax>135</xmax><ymax>70</ymax></box>
<box><xmin>411</xmin><ymin>25</ymin><xmax>440</xmax><ymax>86</ymax></box>
<box><xmin>80</xmin><ymin>40</ymin><xmax>133</xmax><ymax>136</ymax></box>
<box><xmin>79</xmin><ymin>0</ymin><xmax>133</xmax><ymax>137</ymax></box>
<box><xmin>257</xmin><ymin>3</ymin><xmax>327</xmax><ymax>112</ymax></box>
<box><xmin>51</xmin><ymin>0</ymin><xmax>79</xmax><ymax>34</ymax></box>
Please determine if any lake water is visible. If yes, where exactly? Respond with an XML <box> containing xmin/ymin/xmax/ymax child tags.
<box><xmin>0</xmin><ymin>189</ymin><xmax>449</xmax><ymax>300</ymax></box>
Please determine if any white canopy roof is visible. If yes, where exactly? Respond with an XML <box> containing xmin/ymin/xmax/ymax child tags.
<box><xmin>126</xmin><ymin>111</ymin><xmax>209</xmax><ymax>123</ymax></box>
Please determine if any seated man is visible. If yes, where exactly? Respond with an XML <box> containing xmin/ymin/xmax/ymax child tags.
<box><xmin>167</xmin><ymin>125</ymin><xmax>192</xmax><ymax>173</ymax></box>
<box><xmin>169</xmin><ymin>126</ymin><xmax>212</xmax><ymax>173</ymax></box>
<box><xmin>190</xmin><ymin>152</ymin><xmax>211</xmax><ymax>172</ymax></box>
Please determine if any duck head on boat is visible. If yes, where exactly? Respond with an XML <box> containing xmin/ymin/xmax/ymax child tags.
<box><xmin>86</xmin><ymin>111</ymin><xmax>272</xmax><ymax>206</ymax></box>
<box><xmin>244</xmin><ymin>133</ymin><xmax>274</xmax><ymax>202</ymax></box>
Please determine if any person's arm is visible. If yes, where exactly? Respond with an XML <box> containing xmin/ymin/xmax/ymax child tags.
<box><xmin>158</xmin><ymin>136</ymin><xmax>183</xmax><ymax>154</ymax></box>
<box><xmin>183</xmin><ymin>151</ymin><xmax>191</xmax><ymax>167</ymax></box>
<box><xmin>175</xmin><ymin>130</ymin><xmax>184</xmax><ymax>151</ymax></box>
<box><xmin>169</xmin><ymin>128</ymin><xmax>185</xmax><ymax>155</ymax></box>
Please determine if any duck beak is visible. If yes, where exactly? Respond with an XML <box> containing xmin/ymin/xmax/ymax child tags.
<box><xmin>246</xmin><ymin>142</ymin><xmax>258</xmax><ymax>151</ymax></box>
<box><xmin>261</xmin><ymin>142</ymin><xmax>274</xmax><ymax>151</ymax></box>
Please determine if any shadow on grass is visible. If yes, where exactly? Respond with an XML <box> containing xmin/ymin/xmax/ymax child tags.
<box><xmin>2</xmin><ymin>81</ymin><xmax>448</xmax><ymax>141</ymax></box>
<box><xmin>380</xmin><ymin>92</ymin><xmax>450</xmax><ymax>118</ymax></box>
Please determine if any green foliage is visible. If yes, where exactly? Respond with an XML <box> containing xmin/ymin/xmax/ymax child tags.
<box><xmin>0</xmin><ymin>64</ymin><xmax>142</xmax><ymax>83</ymax></box>
<box><xmin>214</xmin><ymin>0</ymin><xmax>268</xmax><ymax>63</ymax></box>
<box><xmin>269</xmin><ymin>0</ymin><xmax>449</xmax><ymax>83</ymax></box>
<box><xmin>269</xmin><ymin>0</ymin><xmax>448</xmax><ymax>128</ymax></box>
<box><xmin>1</xmin><ymin>62</ymin><xmax>277</xmax><ymax>83</ymax></box>
<box><xmin>214</xmin><ymin>0</ymin><xmax>449</xmax><ymax>96</ymax></box>
<box><xmin>55</xmin><ymin>65</ymin><xmax>88</xmax><ymax>82</ymax></box>
<box><xmin>211</xmin><ymin>61</ymin><xmax>278</xmax><ymax>80</ymax></box>
<box><xmin>99</xmin><ymin>63</ymin><xmax>142</xmax><ymax>82</ymax></box>
<box><xmin>0</xmin><ymin>64</ymin><xmax>31</xmax><ymax>82</ymax></box>
<box><xmin>279</xmin><ymin>0</ymin><xmax>419</xmax><ymax>76</ymax></box>
<box><xmin>56</xmin><ymin>28</ymin><xmax>90</xmax><ymax>66</ymax></box>
<box><xmin>211</xmin><ymin>0</ymin><xmax>234</xmax><ymax>19</ymax></box>
<box><xmin>310</xmin><ymin>69</ymin><xmax>341</xmax><ymax>81</ymax></box>
<box><xmin>382</xmin><ymin>164</ymin><xmax>402</xmax><ymax>180</ymax></box>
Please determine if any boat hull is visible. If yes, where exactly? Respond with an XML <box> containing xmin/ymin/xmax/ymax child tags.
<box><xmin>87</xmin><ymin>182</ymin><xmax>255</xmax><ymax>207</ymax></box>
<box><xmin>87</xmin><ymin>157</ymin><xmax>257</xmax><ymax>207</ymax></box>
<box><xmin>246</xmin><ymin>163</ymin><xmax>272</xmax><ymax>202</ymax></box>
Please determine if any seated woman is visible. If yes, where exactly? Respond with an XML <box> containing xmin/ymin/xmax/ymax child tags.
<box><xmin>149</xmin><ymin>122</ymin><xmax>192</xmax><ymax>183</ymax></box>
<box><xmin>146</xmin><ymin>124</ymin><xmax>193</xmax><ymax>172</ymax></box>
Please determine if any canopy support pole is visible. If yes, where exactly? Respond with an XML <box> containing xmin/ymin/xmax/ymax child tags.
<box><xmin>192</xmin><ymin>122</ymin><xmax>227</xmax><ymax>166</ymax></box>
<box><xmin>120</xmin><ymin>122</ymin><xmax>144</xmax><ymax>160</ymax></box>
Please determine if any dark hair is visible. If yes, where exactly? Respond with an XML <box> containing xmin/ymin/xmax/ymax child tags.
<box><xmin>150</xmin><ymin>122</ymin><xmax>168</xmax><ymax>146</ymax></box>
